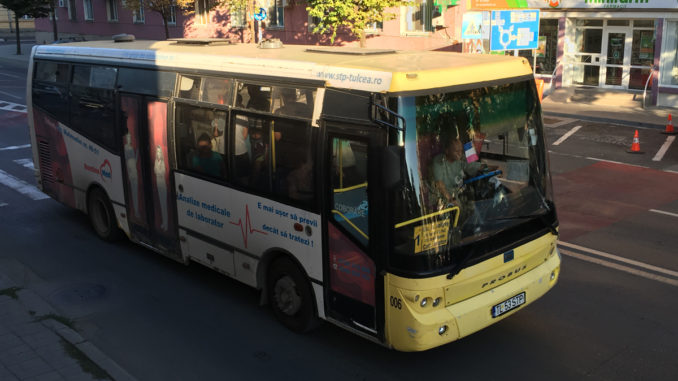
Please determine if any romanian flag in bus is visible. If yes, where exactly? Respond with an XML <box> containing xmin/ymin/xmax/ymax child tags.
<box><xmin>464</xmin><ymin>141</ymin><xmax>479</xmax><ymax>163</ymax></box>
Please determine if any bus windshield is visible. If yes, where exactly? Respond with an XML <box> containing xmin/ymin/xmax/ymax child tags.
<box><xmin>391</xmin><ymin>80</ymin><xmax>555</xmax><ymax>275</ymax></box>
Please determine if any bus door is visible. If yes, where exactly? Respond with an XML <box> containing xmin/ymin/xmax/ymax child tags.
<box><xmin>119</xmin><ymin>93</ymin><xmax>178</xmax><ymax>255</ymax></box>
<box><xmin>325</xmin><ymin>126</ymin><xmax>383</xmax><ymax>335</ymax></box>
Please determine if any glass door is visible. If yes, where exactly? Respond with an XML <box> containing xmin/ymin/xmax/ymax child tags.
<box><xmin>601</xmin><ymin>29</ymin><xmax>630</xmax><ymax>88</ymax></box>
<box><xmin>573</xmin><ymin>26</ymin><xmax>603</xmax><ymax>86</ymax></box>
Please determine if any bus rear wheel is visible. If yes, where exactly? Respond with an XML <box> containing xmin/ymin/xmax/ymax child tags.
<box><xmin>87</xmin><ymin>188</ymin><xmax>122</xmax><ymax>242</ymax></box>
<box><xmin>267</xmin><ymin>257</ymin><xmax>317</xmax><ymax>333</ymax></box>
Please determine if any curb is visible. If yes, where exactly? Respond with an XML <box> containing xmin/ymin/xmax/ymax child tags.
<box><xmin>543</xmin><ymin>111</ymin><xmax>665</xmax><ymax>130</ymax></box>
<box><xmin>1</xmin><ymin>272</ymin><xmax>137</xmax><ymax>381</ymax></box>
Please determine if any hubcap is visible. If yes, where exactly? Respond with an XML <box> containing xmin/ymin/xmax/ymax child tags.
<box><xmin>92</xmin><ymin>199</ymin><xmax>110</xmax><ymax>234</ymax></box>
<box><xmin>273</xmin><ymin>275</ymin><xmax>302</xmax><ymax>316</ymax></box>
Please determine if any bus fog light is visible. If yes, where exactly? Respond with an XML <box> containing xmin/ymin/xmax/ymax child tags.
<box><xmin>420</xmin><ymin>298</ymin><xmax>428</xmax><ymax>307</ymax></box>
<box><xmin>550</xmin><ymin>271</ymin><xmax>556</xmax><ymax>281</ymax></box>
<box><xmin>438</xmin><ymin>325</ymin><xmax>448</xmax><ymax>335</ymax></box>
<box><xmin>432</xmin><ymin>297</ymin><xmax>441</xmax><ymax>307</ymax></box>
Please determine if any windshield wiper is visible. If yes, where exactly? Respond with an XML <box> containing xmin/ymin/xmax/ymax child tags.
<box><xmin>490</xmin><ymin>209</ymin><xmax>557</xmax><ymax>235</ymax></box>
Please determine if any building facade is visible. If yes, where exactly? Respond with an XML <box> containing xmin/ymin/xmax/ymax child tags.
<box><xmin>34</xmin><ymin>1</ymin><xmax>678</xmax><ymax>107</ymax></box>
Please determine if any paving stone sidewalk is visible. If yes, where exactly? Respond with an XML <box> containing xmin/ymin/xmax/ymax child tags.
<box><xmin>0</xmin><ymin>271</ymin><xmax>135</xmax><ymax>381</ymax></box>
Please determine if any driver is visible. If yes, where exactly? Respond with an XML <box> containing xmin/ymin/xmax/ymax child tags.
<box><xmin>432</xmin><ymin>138</ymin><xmax>486</xmax><ymax>204</ymax></box>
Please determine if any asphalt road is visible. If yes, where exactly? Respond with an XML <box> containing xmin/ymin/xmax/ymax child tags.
<box><xmin>1</xmin><ymin>62</ymin><xmax>677</xmax><ymax>380</ymax></box>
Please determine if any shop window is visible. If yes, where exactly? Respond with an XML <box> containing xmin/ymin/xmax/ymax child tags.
<box><xmin>575</xmin><ymin>19</ymin><xmax>602</xmax><ymax>27</ymax></box>
<box><xmin>607</xmin><ymin>20</ymin><xmax>629</xmax><ymax>27</ymax></box>
<box><xmin>175</xmin><ymin>103</ymin><xmax>228</xmax><ymax>179</ymax></box>
<box><xmin>518</xmin><ymin>19</ymin><xmax>558</xmax><ymax>75</ymax></box>
<box><xmin>660</xmin><ymin>21</ymin><xmax>678</xmax><ymax>86</ymax></box>
<box><xmin>633</xmin><ymin>20</ymin><xmax>654</xmax><ymax>28</ymax></box>
<box><xmin>631</xmin><ymin>29</ymin><xmax>654</xmax><ymax>67</ymax></box>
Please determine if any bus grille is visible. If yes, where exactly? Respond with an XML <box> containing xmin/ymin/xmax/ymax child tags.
<box><xmin>37</xmin><ymin>140</ymin><xmax>54</xmax><ymax>183</ymax></box>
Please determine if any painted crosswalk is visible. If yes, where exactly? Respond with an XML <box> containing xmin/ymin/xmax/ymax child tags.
<box><xmin>13</xmin><ymin>158</ymin><xmax>34</xmax><ymax>170</ymax></box>
<box><xmin>0</xmin><ymin>100</ymin><xmax>27</xmax><ymax>113</ymax></box>
<box><xmin>0</xmin><ymin>168</ymin><xmax>49</xmax><ymax>200</ymax></box>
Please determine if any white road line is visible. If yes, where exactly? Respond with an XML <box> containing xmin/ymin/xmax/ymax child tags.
<box><xmin>0</xmin><ymin>90</ymin><xmax>21</xmax><ymax>100</ymax></box>
<box><xmin>552</xmin><ymin>125</ymin><xmax>582</xmax><ymax>146</ymax></box>
<box><xmin>652</xmin><ymin>136</ymin><xmax>676</xmax><ymax>162</ymax></box>
<box><xmin>584</xmin><ymin>157</ymin><xmax>649</xmax><ymax>169</ymax></box>
<box><xmin>560</xmin><ymin>249</ymin><xmax>678</xmax><ymax>287</ymax></box>
<box><xmin>559</xmin><ymin>241</ymin><xmax>678</xmax><ymax>278</ymax></box>
<box><xmin>0</xmin><ymin>169</ymin><xmax>49</xmax><ymax>200</ymax></box>
<box><xmin>0</xmin><ymin>144</ymin><xmax>31</xmax><ymax>151</ymax></box>
<box><xmin>13</xmin><ymin>158</ymin><xmax>34</xmax><ymax>170</ymax></box>
<box><xmin>0</xmin><ymin>202</ymin><xmax>7</xmax><ymax>207</ymax></box>
<box><xmin>650</xmin><ymin>209</ymin><xmax>678</xmax><ymax>218</ymax></box>
<box><xmin>0</xmin><ymin>72</ymin><xmax>21</xmax><ymax>79</ymax></box>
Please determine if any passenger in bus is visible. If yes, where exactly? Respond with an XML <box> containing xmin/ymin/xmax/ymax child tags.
<box><xmin>275</xmin><ymin>88</ymin><xmax>312</xmax><ymax>118</ymax></box>
<box><xmin>431</xmin><ymin>138</ymin><xmax>485</xmax><ymax>204</ymax></box>
<box><xmin>249</xmin><ymin>124</ymin><xmax>269</xmax><ymax>189</ymax></box>
<box><xmin>192</xmin><ymin>133</ymin><xmax>226</xmax><ymax>178</ymax></box>
<box><xmin>288</xmin><ymin>155</ymin><xmax>314</xmax><ymax>202</ymax></box>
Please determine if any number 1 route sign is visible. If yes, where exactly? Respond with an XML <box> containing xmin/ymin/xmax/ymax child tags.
<box><xmin>490</xmin><ymin>10</ymin><xmax>539</xmax><ymax>51</ymax></box>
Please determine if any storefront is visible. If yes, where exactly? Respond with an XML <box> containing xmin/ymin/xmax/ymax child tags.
<box><xmin>464</xmin><ymin>0</ymin><xmax>678</xmax><ymax>107</ymax></box>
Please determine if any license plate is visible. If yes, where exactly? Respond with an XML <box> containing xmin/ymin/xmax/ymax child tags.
<box><xmin>491</xmin><ymin>292</ymin><xmax>526</xmax><ymax>318</ymax></box>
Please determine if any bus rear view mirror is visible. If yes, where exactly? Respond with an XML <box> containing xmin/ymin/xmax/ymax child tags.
<box><xmin>382</xmin><ymin>146</ymin><xmax>403</xmax><ymax>189</ymax></box>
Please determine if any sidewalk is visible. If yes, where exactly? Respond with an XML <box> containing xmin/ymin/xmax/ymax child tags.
<box><xmin>0</xmin><ymin>41</ymin><xmax>35</xmax><ymax>70</ymax></box>
<box><xmin>0</xmin><ymin>259</ymin><xmax>136</xmax><ymax>381</ymax></box>
<box><xmin>542</xmin><ymin>86</ymin><xmax>676</xmax><ymax>129</ymax></box>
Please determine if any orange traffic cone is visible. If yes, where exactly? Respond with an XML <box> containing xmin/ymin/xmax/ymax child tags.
<box><xmin>627</xmin><ymin>130</ymin><xmax>644</xmax><ymax>154</ymax></box>
<box><xmin>662</xmin><ymin>114</ymin><xmax>676</xmax><ymax>135</ymax></box>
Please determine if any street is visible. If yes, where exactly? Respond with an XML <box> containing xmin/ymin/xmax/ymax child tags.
<box><xmin>2</xmin><ymin>60</ymin><xmax>678</xmax><ymax>380</ymax></box>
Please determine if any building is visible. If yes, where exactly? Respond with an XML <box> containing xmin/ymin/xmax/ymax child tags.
<box><xmin>1</xmin><ymin>5</ymin><xmax>36</xmax><ymax>38</ymax></box>
<box><xmin>34</xmin><ymin>1</ymin><xmax>678</xmax><ymax>107</ymax></box>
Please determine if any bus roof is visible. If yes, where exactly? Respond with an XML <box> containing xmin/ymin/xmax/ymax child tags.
<box><xmin>33</xmin><ymin>40</ymin><xmax>534</xmax><ymax>94</ymax></box>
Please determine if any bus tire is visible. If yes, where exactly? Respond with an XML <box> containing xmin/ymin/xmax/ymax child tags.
<box><xmin>267</xmin><ymin>257</ymin><xmax>318</xmax><ymax>333</ymax></box>
<box><xmin>87</xmin><ymin>187</ymin><xmax>122</xmax><ymax>242</ymax></box>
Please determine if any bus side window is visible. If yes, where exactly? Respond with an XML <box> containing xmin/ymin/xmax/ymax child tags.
<box><xmin>201</xmin><ymin>77</ymin><xmax>233</xmax><ymax>105</ymax></box>
<box><xmin>175</xmin><ymin>103</ymin><xmax>227</xmax><ymax>180</ymax></box>
<box><xmin>230</xmin><ymin>111</ymin><xmax>271</xmax><ymax>193</ymax></box>
<box><xmin>271</xmin><ymin>87</ymin><xmax>315</xmax><ymax>119</ymax></box>
<box><xmin>271</xmin><ymin>117</ymin><xmax>315</xmax><ymax>208</ymax></box>
<box><xmin>32</xmin><ymin>61</ymin><xmax>70</xmax><ymax>123</ymax></box>
<box><xmin>69</xmin><ymin>64</ymin><xmax>118</xmax><ymax>151</ymax></box>
<box><xmin>178</xmin><ymin>75</ymin><xmax>202</xmax><ymax>100</ymax></box>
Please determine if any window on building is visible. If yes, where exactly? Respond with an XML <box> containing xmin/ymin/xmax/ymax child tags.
<box><xmin>661</xmin><ymin>21</ymin><xmax>678</xmax><ymax>86</ymax></box>
<box><xmin>133</xmin><ymin>0</ymin><xmax>145</xmax><ymax>23</ymax></box>
<box><xmin>265</xmin><ymin>0</ymin><xmax>284</xmax><ymax>28</ymax></box>
<box><xmin>168</xmin><ymin>4</ymin><xmax>176</xmax><ymax>25</ymax></box>
<box><xmin>195</xmin><ymin>0</ymin><xmax>210</xmax><ymax>25</ymax></box>
<box><xmin>67</xmin><ymin>0</ymin><xmax>77</xmax><ymax>20</ymax></box>
<box><xmin>403</xmin><ymin>0</ymin><xmax>435</xmax><ymax>33</ymax></box>
<box><xmin>231</xmin><ymin>6</ymin><xmax>246</xmax><ymax>28</ymax></box>
<box><xmin>107</xmin><ymin>0</ymin><xmax>118</xmax><ymax>22</ymax></box>
<box><xmin>83</xmin><ymin>0</ymin><xmax>93</xmax><ymax>20</ymax></box>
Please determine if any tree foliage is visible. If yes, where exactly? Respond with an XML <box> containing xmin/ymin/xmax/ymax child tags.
<box><xmin>0</xmin><ymin>0</ymin><xmax>51</xmax><ymax>54</ymax></box>
<box><xmin>307</xmin><ymin>0</ymin><xmax>410</xmax><ymax>47</ymax></box>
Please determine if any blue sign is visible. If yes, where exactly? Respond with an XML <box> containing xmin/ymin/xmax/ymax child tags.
<box><xmin>490</xmin><ymin>10</ymin><xmax>540</xmax><ymax>51</ymax></box>
<box><xmin>253</xmin><ymin>7</ymin><xmax>267</xmax><ymax>21</ymax></box>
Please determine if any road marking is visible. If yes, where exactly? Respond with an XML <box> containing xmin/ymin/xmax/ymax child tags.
<box><xmin>0</xmin><ymin>90</ymin><xmax>21</xmax><ymax>100</ymax></box>
<box><xmin>0</xmin><ymin>72</ymin><xmax>21</xmax><ymax>79</ymax></box>
<box><xmin>0</xmin><ymin>202</ymin><xmax>7</xmax><ymax>207</ymax></box>
<box><xmin>13</xmin><ymin>158</ymin><xmax>34</xmax><ymax>170</ymax></box>
<box><xmin>0</xmin><ymin>169</ymin><xmax>49</xmax><ymax>200</ymax></box>
<box><xmin>649</xmin><ymin>209</ymin><xmax>678</xmax><ymax>218</ymax></box>
<box><xmin>552</xmin><ymin>125</ymin><xmax>582</xmax><ymax>146</ymax></box>
<box><xmin>0</xmin><ymin>99</ymin><xmax>27</xmax><ymax>113</ymax></box>
<box><xmin>0</xmin><ymin>144</ymin><xmax>31</xmax><ymax>151</ymax></box>
<box><xmin>652</xmin><ymin>136</ymin><xmax>676</xmax><ymax>162</ymax></box>
<box><xmin>560</xmin><ymin>249</ymin><xmax>678</xmax><ymax>287</ymax></box>
<box><xmin>559</xmin><ymin>241</ymin><xmax>678</xmax><ymax>278</ymax></box>
<box><xmin>544</xmin><ymin>117</ymin><xmax>577</xmax><ymax>128</ymax></box>
<box><xmin>584</xmin><ymin>156</ymin><xmax>649</xmax><ymax>169</ymax></box>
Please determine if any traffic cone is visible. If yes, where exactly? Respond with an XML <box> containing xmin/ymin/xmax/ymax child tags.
<box><xmin>662</xmin><ymin>114</ymin><xmax>677</xmax><ymax>135</ymax></box>
<box><xmin>627</xmin><ymin>130</ymin><xmax>644</xmax><ymax>154</ymax></box>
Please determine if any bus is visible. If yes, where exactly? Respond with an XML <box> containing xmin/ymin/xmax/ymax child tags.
<box><xmin>27</xmin><ymin>36</ymin><xmax>560</xmax><ymax>351</ymax></box>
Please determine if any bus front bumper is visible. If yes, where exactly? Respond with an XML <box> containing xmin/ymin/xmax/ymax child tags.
<box><xmin>386</xmin><ymin>251</ymin><xmax>561</xmax><ymax>352</ymax></box>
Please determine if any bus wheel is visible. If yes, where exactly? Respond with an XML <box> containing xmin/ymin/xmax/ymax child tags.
<box><xmin>267</xmin><ymin>257</ymin><xmax>317</xmax><ymax>333</ymax></box>
<box><xmin>87</xmin><ymin>188</ymin><xmax>122</xmax><ymax>242</ymax></box>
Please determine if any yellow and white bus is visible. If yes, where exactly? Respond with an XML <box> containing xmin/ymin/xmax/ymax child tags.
<box><xmin>27</xmin><ymin>36</ymin><xmax>560</xmax><ymax>351</ymax></box>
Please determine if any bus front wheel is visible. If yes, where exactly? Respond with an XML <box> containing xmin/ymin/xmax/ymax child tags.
<box><xmin>267</xmin><ymin>257</ymin><xmax>317</xmax><ymax>333</ymax></box>
<box><xmin>87</xmin><ymin>188</ymin><xmax>122</xmax><ymax>242</ymax></box>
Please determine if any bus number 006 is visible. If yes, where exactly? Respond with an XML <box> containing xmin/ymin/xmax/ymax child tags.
<box><xmin>390</xmin><ymin>296</ymin><xmax>402</xmax><ymax>310</ymax></box>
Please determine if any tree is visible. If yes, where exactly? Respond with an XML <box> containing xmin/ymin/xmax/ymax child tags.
<box><xmin>0</xmin><ymin>0</ymin><xmax>50</xmax><ymax>54</ymax></box>
<box><xmin>123</xmin><ymin>0</ymin><xmax>199</xmax><ymax>40</ymax></box>
<box><xmin>218</xmin><ymin>0</ymin><xmax>254</xmax><ymax>43</ymax></box>
<box><xmin>307</xmin><ymin>0</ymin><xmax>410</xmax><ymax>48</ymax></box>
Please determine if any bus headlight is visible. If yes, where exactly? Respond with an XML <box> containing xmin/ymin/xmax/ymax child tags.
<box><xmin>438</xmin><ymin>325</ymin><xmax>448</xmax><ymax>335</ymax></box>
<box><xmin>420</xmin><ymin>298</ymin><xmax>429</xmax><ymax>307</ymax></box>
<box><xmin>432</xmin><ymin>297</ymin><xmax>441</xmax><ymax>307</ymax></box>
